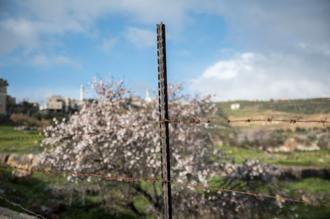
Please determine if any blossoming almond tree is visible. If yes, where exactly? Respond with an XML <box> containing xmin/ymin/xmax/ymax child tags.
<box><xmin>40</xmin><ymin>77</ymin><xmax>285</xmax><ymax>218</ymax></box>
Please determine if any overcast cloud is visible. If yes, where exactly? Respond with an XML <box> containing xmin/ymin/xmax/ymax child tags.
<box><xmin>190</xmin><ymin>0</ymin><xmax>330</xmax><ymax>100</ymax></box>
<box><xmin>0</xmin><ymin>0</ymin><xmax>329</xmax><ymax>101</ymax></box>
<box><xmin>191</xmin><ymin>52</ymin><xmax>330</xmax><ymax>101</ymax></box>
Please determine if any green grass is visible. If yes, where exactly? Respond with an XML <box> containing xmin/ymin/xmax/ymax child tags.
<box><xmin>0</xmin><ymin>125</ymin><xmax>43</xmax><ymax>153</ymax></box>
<box><xmin>1</xmin><ymin>125</ymin><xmax>330</xmax><ymax>218</ymax></box>
<box><xmin>280</xmin><ymin>178</ymin><xmax>330</xmax><ymax>219</ymax></box>
<box><xmin>287</xmin><ymin>178</ymin><xmax>330</xmax><ymax>194</ymax></box>
<box><xmin>219</xmin><ymin>145</ymin><xmax>330</xmax><ymax>168</ymax></box>
<box><xmin>216</xmin><ymin>98</ymin><xmax>330</xmax><ymax>116</ymax></box>
<box><xmin>299</xmin><ymin>206</ymin><xmax>330</xmax><ymax>219</ymax></box>
<box><xmin>208</xmin><ymin>176</ymin><xmax>330</xmax><ymax>218</ymax></box>
<box><xmin>0</xmin><ymin>168</ymin><xmax>50</xmax><ymax>213</ymax></box>
<box><xmin>0</xmin><ymin>168</ymin><xmax>141</xmax><ymax>218</ymax></box>
<box><xmin>1</xmin><ymin>166</ymin><xmax>330</xmax><ymax>218</ymax></box>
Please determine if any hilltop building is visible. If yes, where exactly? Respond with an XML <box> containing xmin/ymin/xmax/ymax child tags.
<box><xmin>129</xmin><ymin>89</ymin><xmax>156</xmax><ymax>107</ymax></box>
<box><xmin>0</xmin><ymin>86</ymin><xmax>16</xmax><ymax>115</ymax></box>
<box><xmin>44</xmin><ymin>84</ymin><xmax>85</xmax><ymax>113</ymax></box>
<box><xmin>230</xmin><ymin>103</ymin><xmax>240</xmax><ymax>110</ymax></box>
<box><xmin>46</xmin><ymin>96</ymin><xmax>78</xmax><ymax>113</ymax></box>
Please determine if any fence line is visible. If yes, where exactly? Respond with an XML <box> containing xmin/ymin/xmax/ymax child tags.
<box><xmin>166</xmin><ymin>118</ymin><xmax>329</xmax><ymax>125</ymax></box>
<box><xmin>1</xmin><ymin>165</ymin><xmax>329</xmax><ymax>208</ymax></box>
<box><xmin>0</xmin><ymin>195</ymin><xmax>45</xmax><ymax>219</ymax></box>
<box><xmin>1</xmin><ymin>117</ymin><xmax>329</xmax><ymax>141</ymax></box>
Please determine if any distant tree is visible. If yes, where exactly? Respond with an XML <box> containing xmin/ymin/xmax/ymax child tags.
<box><xmin>0</xmin><ymin>78</ymin><xmax>9</xmax><ymax>87</ymax></box>
<box><xmin>10</xmin><ymin>113</ymin><xmax>30</xmax><ymax>125</ymax></box>
<box><xmin>8</xmin><ymin>101</ymin><xmax>39</xmax><ymax>116</ymax></box>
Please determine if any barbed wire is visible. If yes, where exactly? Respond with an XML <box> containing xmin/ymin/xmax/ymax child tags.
<box><xmin>166</xmin><ymin>118</ymin><xmax>329</xmax><ymax>125</ymax></box>
<box><xmin>1</xmin><ymin>165</ymin><xmax>329</xmax><ymax>208</ymax></box>
<box><xmin>1</xmin><ymin>117</ymin><xmax>329</xmax><ymax>141</ymax></box>
<box><xmin>0</xmin><ymin>195</ymin><xmax>45</xmax><ymax>219</ymax></box>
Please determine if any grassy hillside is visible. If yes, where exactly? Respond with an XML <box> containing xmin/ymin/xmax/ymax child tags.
<box><xmin>217</xmin><ymin>97</ymin><xmax>330</xmax><ymax>116</ymax></box>
<box><xmin>219</xmin><ymin>145</ymin><xmax>330</xmax><ymax>168</ymax></box>
<box><xmin>215</xmin><ymin>98</ymin><xmax>330</xmax><ymax>130</ymax></box>
<box><xmin>0</xmin><ymin>126</ymin><xmax>43</xmax><ymax>153</ymax></box>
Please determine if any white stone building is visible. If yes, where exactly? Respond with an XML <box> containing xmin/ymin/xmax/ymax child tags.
<box><xmin>230</xmin><ymin>103</ymin><xmax>240</xmax><ymax>110</ymax></box>
<box><xmin>45</xmin><ymin>85</ymin><xmax>85</xmax><ymax>113</ymax></box>
<box><xmin>46</xmin><ymin>96</ymin><xmax>80</xmax><ymax>113</ymax></box>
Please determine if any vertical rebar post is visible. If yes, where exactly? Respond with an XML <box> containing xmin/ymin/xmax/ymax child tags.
<box><xmin>157</xmin><ymin>22</ymin><xmax>172</xmax><ymax>219</ymax></box>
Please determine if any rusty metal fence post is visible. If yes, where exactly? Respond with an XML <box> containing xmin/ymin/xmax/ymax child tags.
<box><xmin>157</xmin><ymin>22</ymin><xmax>172</xmax><ymax>219</ymax></box>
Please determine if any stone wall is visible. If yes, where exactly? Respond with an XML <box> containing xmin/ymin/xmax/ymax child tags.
<box><xmin>0</xmin><ymin>207</ymin><xmax>37</xmax><ymax>219</ymax></box>
<box><xmin>278</xmin><ymin>166</ymin><xmax>330</xmax><ymax>180</ymax></box>
<box><xmin>0</xmin><ymin>154</ymin><xmax>46</xmax><ymax>184</ymax></box>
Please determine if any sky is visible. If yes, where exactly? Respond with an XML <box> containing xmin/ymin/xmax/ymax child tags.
<box><xmin>0</xmin><ymin>0</ymin><xmax>329</xmax><ymax>105</ymax></box>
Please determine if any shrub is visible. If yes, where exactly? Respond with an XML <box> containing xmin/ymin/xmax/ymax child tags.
<box><xmin>10</xmin><ymin>113</ymin><xmax>30</xmax><ymax>125</ymax></box>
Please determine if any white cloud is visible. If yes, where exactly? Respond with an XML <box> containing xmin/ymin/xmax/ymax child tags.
<box><xmin>29</xmin><ymin>54</ymin><xmax>81</xmax><ymax>68</ymax></box>
<box><xmin>54</xmin><ymin>56</ymin><xmax>81</xmax><ymax>68</ymax></box>
<box><xmin>209</xmin><ymin>1</ymin><xmax>330</xmax><ymax>53</ymax></box>
<box><xmin>202</xmin><ymin>53</ymin><xmax>256</xmax><ymax>80</ymax></box>
<box><xmin>1</xmin><ymin>0</ymin><xmax>329</xmax><ymax>55</ymax></box>
<box><xmin>0</xmin><ymin>0</ymin><xmax>190</xmax><ymax>54</ymax></box>
<box><xmin>1</xmin><ymin>0</ymin><xmax>329</xmax><ymax>101</ymax></box>
<box><xmin>298</xmin><ymin>43</ymin><xmax>330</xmax><ymax>56</ymax></box>
<box><xmin>31</xmin><ymin>54</ymin><xmax>50</xmax><ymax>66</ymax></box>
<box><xmin>124</xmin><ymin>27</ymin><xmax>155</xmax><ymax>48</ymax></box>
<box><xmin>175</xmin><ymin>50</ymin><xmax>190</xmax><ymax>57</ymax></box>
<box><xmin>99</xmin><ymin>38</ymin><xmax>117</xmax><ymax>53</ymax></box>
<box><xmin>0</xmin><ymin>16</ymin><xmax>85</xmax><ymax>54</ymax></box>
<box><xmin>0</xmin><ymin>18</ymin><xmax>39</xmax><ymax>54</ymax></box>
<box><xmin>190</xmin><ymin>52</ymin><xmax>330</xmax><ymax>101</ymax></box>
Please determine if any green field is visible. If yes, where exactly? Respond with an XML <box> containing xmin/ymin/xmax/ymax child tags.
<box><xmin>0</xmin><ymin>126</ymin><xmax>43</xmax><ymax>153</ymax></box>
<box><xmin>216</xmin><ymin>98</ymin><xmax>330</xmax><ymax>116</ymax></box>
<box><xmin>281</xmin><ymin>178</ymin><xmax>330</xmax><ymax>219</ymax></box>
<box><xmin>1</xmin><ymin>123</ymin><xmax>330</xmax><ymax>218</ymax></box>
<box><xmin>220</xmin><ymin>145</ymin><xmax>330</xmax><ymax>168</ymax></box>
<box><xmin>0</xmin><ymin>168</ymin><xmax>142</xmax><ymax>219</ymax></box>
<box><xmin>1</xmin><ymin>166</ymin><xmax>329</xmax><ymax>219</ymax></box>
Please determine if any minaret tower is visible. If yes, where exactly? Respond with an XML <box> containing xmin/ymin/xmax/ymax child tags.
<box><xmin>146</xmin><ymin>89</ymin><xmax>149</xmax><ymax>99</ymax></box>
<box><xmin>80</xmin><ymin>85</ymin><xmax>84</xmax><ymax>101</ymax></box>
<box><xmin>145</xmin><ymin>88</ymin><xmax>151</xmax><ymax>102</ymax></box>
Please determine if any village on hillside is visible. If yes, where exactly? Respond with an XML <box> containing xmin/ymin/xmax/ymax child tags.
<box><xmin>0</xmin><ymin>78</ymin><xmax>155</xmax><ymax>123</ymax></box>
